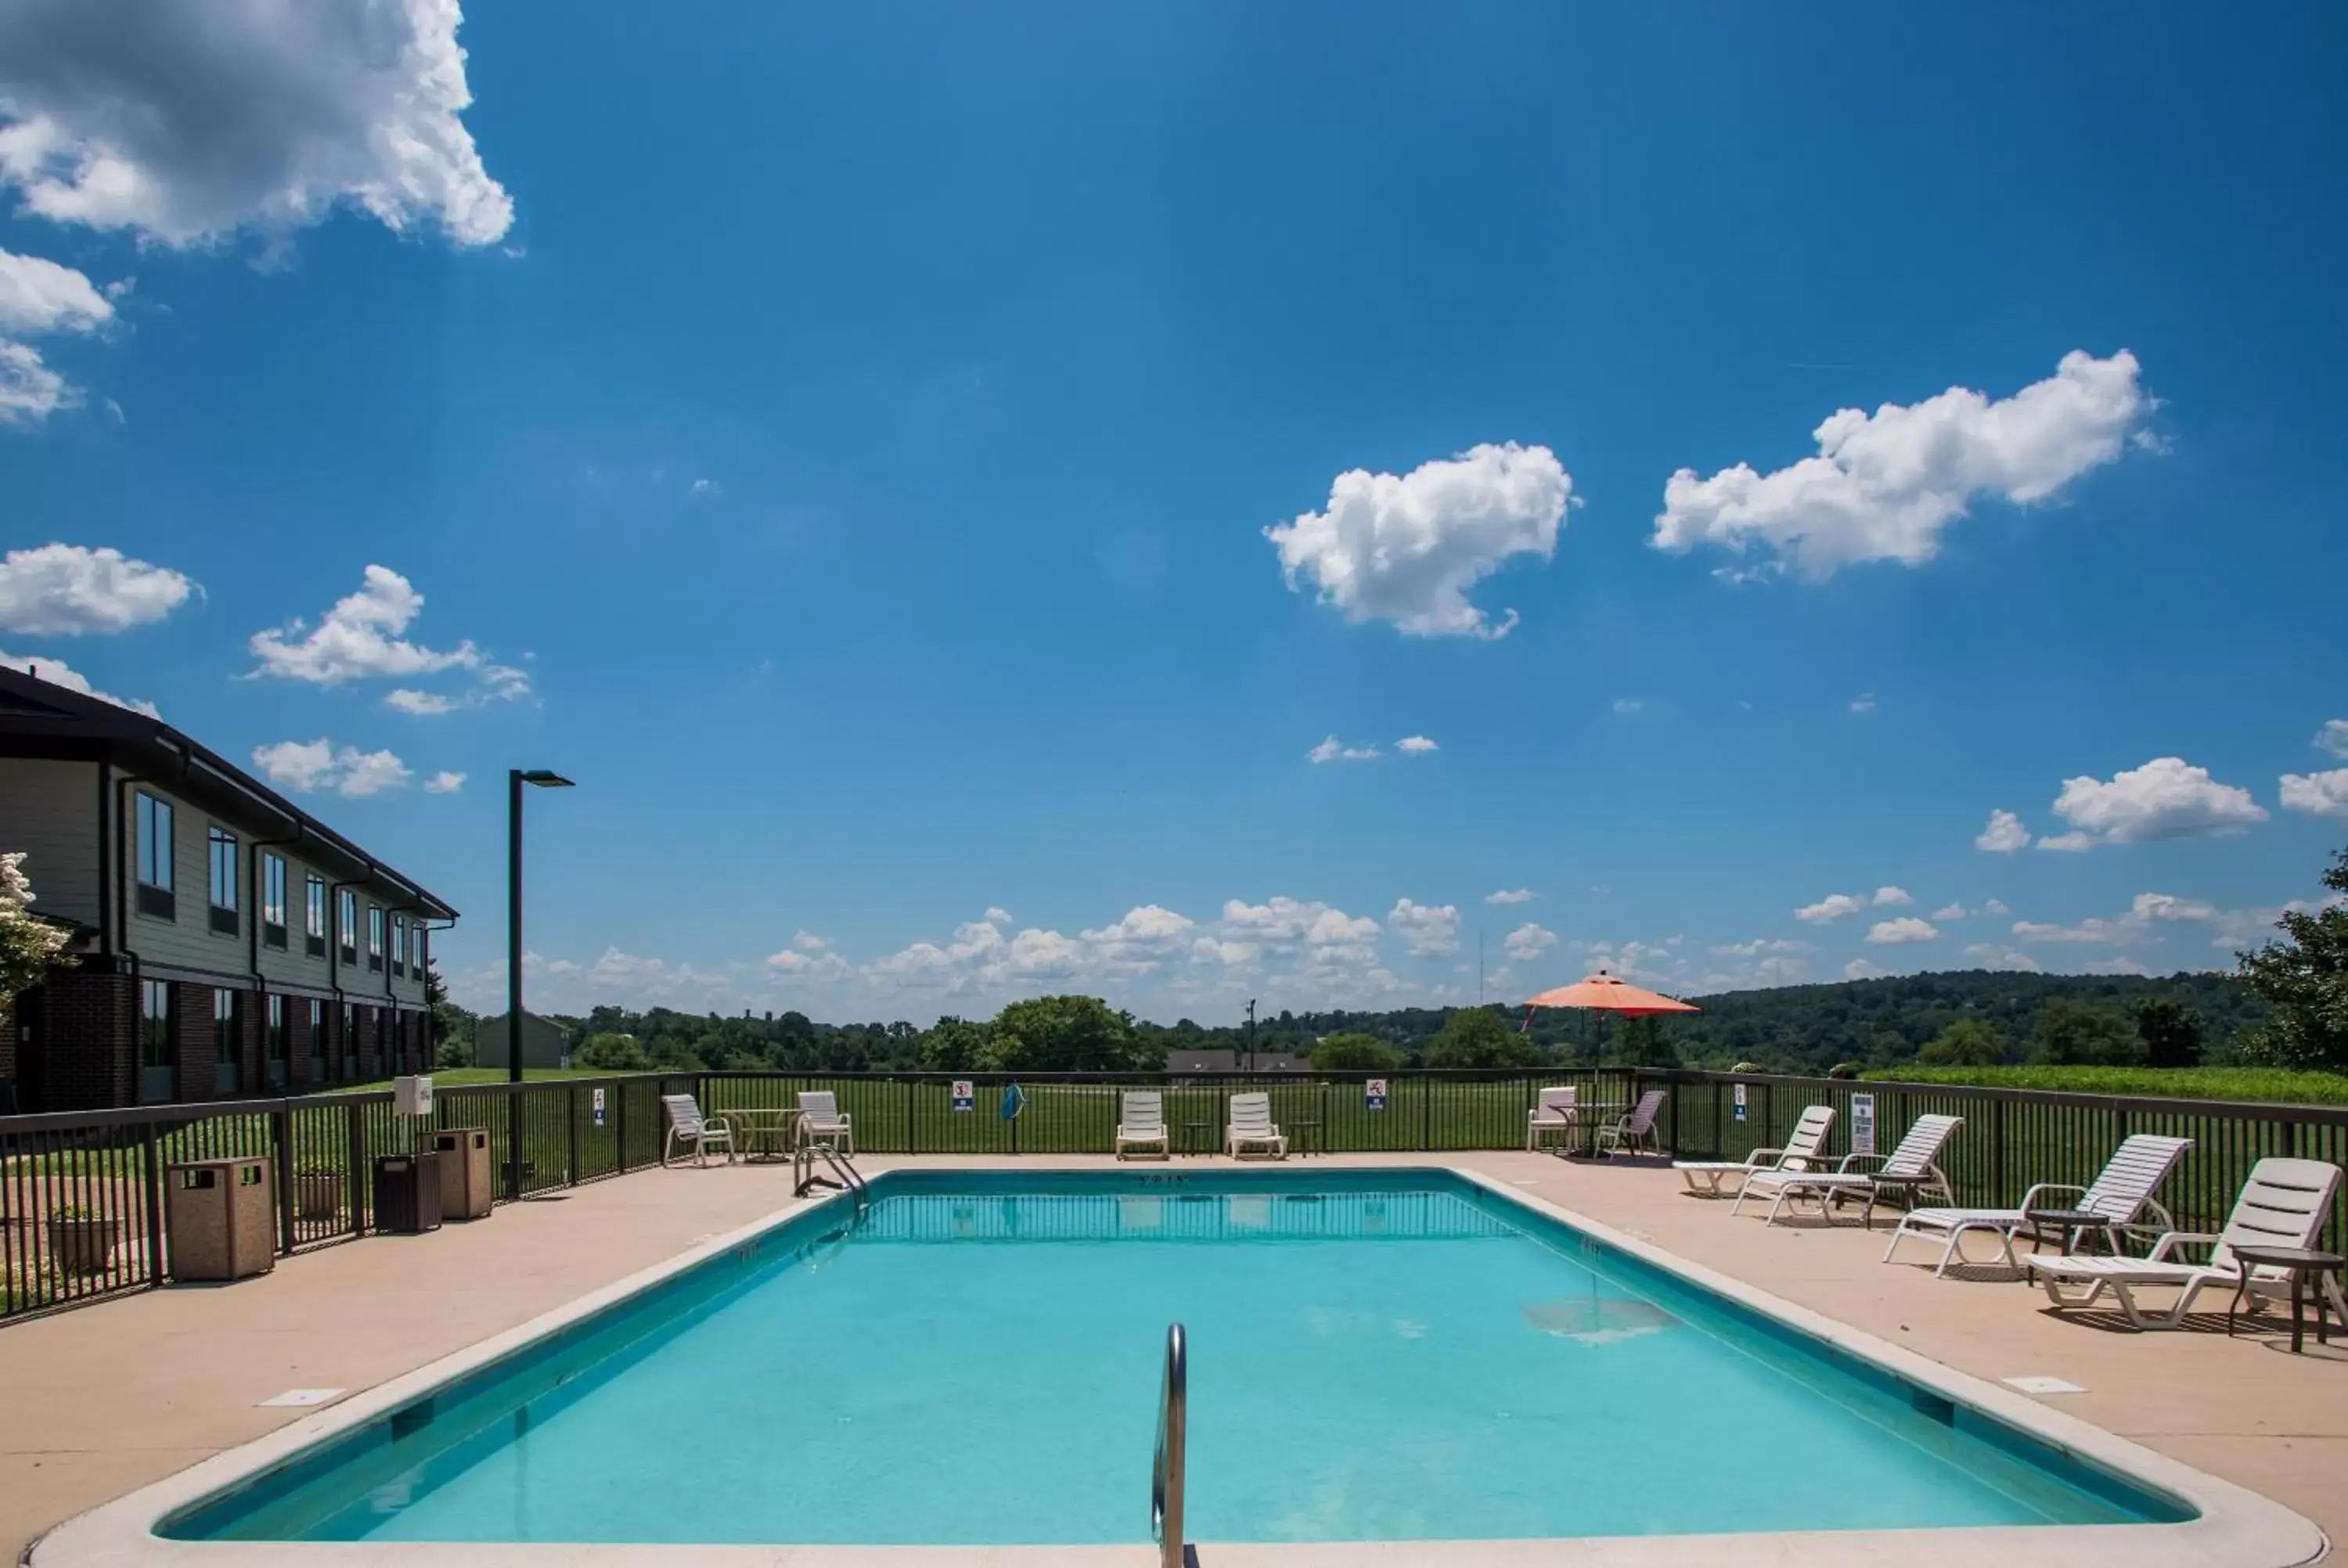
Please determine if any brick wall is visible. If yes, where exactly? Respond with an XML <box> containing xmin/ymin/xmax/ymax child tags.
<box><xmin>356</xmin><ymin>1003</ymin><xmax>381</xmax><ymax>1079</ymax></box>
<box><xmin>172</xmin><ymin>980</ymin><xmax>215</xmax><ymax>1100</ymax></box>
<box><xmin>23</xmin><ymin>969</ymin><xmax>136</xmax><ymax>1109</ymax></box>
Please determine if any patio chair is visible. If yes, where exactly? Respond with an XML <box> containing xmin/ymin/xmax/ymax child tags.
<box><xmin>661</xmin><ymin>1093</ymin><xmax>736</xmax><ymax>1168</ymax></box>
<box><xmin>1673</xmin><ymin>1105</ymin><xmax>1835</xmax><ymax>1196</ymax></box>
<box><xmin>796</xmin><ymin>1090</ymin><xmax>854</xmax><ymax>1156</ymax></box>
<box><xmin>2026</xmin><ymin>1156</ymin><xmax>2347</xmax><ymax>1330</ymax></box>
<box><xmin>1225</xmin><ymin>1091</ymin><xmax>1288</xmax><ymax>1160</ymax></box>
<box><xmin>1527</xmin><ymin>1086</ymin><xmax>1579</xmax><ymax>1152</ymax></box>
<box><xmin>1733</xmin><ymin>1113</ymin><xmax>1962</xmax><ymax>1226</ymax></box>
<box><xmin>1883</xmin><ymin>1133</ymin><xmax>2191</xmax><ymax>1277</ymax></box>
<box><xmin>1592</xmin><ymin>1088</ymin><xmax>1667</xmax><ymax>1157</ymax></box>
<box><xmin>1116</xmin><ymin>1090</ymin><xmax>1172</xmax><ymax>1160</ymax></box>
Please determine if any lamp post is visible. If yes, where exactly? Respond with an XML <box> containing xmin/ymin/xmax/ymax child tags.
<box><xmin>507</xmin><ymin>768</ymin><xmax>575</xmax><ymax>1201</ymax></box>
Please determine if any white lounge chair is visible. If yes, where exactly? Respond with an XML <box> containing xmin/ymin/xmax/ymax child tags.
<box><xmin>661</xmin><ymin>1093</ymin><xmax>736</xmax><ymax>1167</ymax></box>
<box><xmin>1116</xmin><ymin>1090</ymin><xmax>1171</xmax><ymax>1160</ymax></box>
<box><xmin>796</xmin><ymin>1090</ymin><xmax>853</xmax><ymax>1156</ymax></box>
<box><xmin>1883</xmin><ymin>1133</ymin><xmax>2191</xmax><ymax>1277</ymax></box>
<box><xmin>1593</xmin><ymin>1088</ymin><xmax>1667</xmax><ymax>1157</ymax></box>
<box><xmin>1526</xmin><ymin>1086</ymin><xmax>1579</xmax><ymax>1152</ymax></box>
<box><xmin>2027</xmin><ymin>1156</ymin><xmax>2347</xmax><ymax>1330</ymax></box>
<box><xmin>1674</xmin><ymin>1105</ymin><xmax>1835</xmax><ymax>1196</ymax></box>
<box><xmin>1225</xmin><ymin>1091</ymin><xmax>1287</xmax><ymax>1160</ymax></box>
<box><xmin>1733</xmin><ymin>1112</ymin><xmax>1962</xmax><ymax>1226</ymax></box>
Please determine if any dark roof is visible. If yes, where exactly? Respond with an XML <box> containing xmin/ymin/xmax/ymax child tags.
<box><xmin>0</xmin><ymin>664</ymin><xmax>459</xmax><ymax>920</ymax></box>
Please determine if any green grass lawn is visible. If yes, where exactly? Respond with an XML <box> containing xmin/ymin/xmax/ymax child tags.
<box><xmin>308</xmin><ymin>1066</ymin><xmax>617</xmax><ymax>1095</ymax></box>
<box><xmin>1860</xmin><ymin>1064</ymin><xmax>2348</xmax><ymax>1106</ymax></box>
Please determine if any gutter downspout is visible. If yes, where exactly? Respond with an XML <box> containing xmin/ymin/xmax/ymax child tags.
<box><xmin>248</xmin><ymin>825</ymin><xmax>304</xmax><ymax>1095</ymax></box>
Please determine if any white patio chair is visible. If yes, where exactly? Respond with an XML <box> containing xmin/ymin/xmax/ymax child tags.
<box><xmin>1734</xmin><ymin>1112</ymin><xmax>1962</xmax><ymax>1226</ymax></box>
<box><xmin>1884</xmin><ymin>1133</ymin><xmax>2191</xmax><ymax>1277</ymax></box>
<box><xmin>796</xmin><ymin>1090</ymin><xmax>854</xmax><ymax>1156</ymax></box>
<box><xmin>1526</xmin><ymin>1086</ymin><xmax>1579</xmax><ymax>1152</ymax></box>
<box><xmin>1225</xmin><ymin>1091</ymin><xmax>1287</xmax><ymax>1160</ymax></box>
<box><xmin>2027</xmin><ymin>1156</ymin><xmax>2347</xmax><ymax>1330</ymax></box>
<box><xmin>1674</xmin><ymin>1105</ymin><xmax>1835</xmax><ymax>1196</ymax></box>
<box><xmin>661</xmin><ymin>1093</ymin><xmax>736</xmax><ymax>1167</ymax></box>
<box><xmin>1593</xmin><ymin>1088</ymin><xmax>1667</xmax><ymax>1157</ymax></box>
<box><xmin>1116</xmin><ymin>1090</ymin><xmax>1172</xmax><ymax>1160</ymax></box>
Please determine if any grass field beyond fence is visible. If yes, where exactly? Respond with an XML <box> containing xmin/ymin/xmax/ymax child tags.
<box><xmin>1859</xmin><ymin>1065</ymin><xmax>2348</xmax><ymax>1106</ymax></box>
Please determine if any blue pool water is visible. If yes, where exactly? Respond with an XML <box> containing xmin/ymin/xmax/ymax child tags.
<box><xmin>171</xmin><ymin>1171</ymin><xmax>2184</xmax><ymax>1544</ymax></box>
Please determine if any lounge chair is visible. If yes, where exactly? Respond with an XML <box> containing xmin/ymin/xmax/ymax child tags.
<box><xmin>1674</xmin><ymin>1105</ymin><xmax>1835</xmax><ymax>1196</ymax></box>
<box><xmin>1526</xmin><ymin>1086</ymin><xmax>1579</xmax><ymax>1153</ymax></box>
<box><xmin>1883</xmin><ymin>1133</ymin><xmax>2191</xmax><ymax>1277</ymax></box>
<box><xmin>797</xmin><ymin>1090</ymin><xmax>854</xmax><ymax>1156</ymax></box>
<box><xmin>1225</xmin><ymin>1091</ymin><xmax>1287</xmax><ymax>1160</ymax></box>
<box><xmin>2026</xmin><ymin>1156</ymin><xmax>2347</xmax><ymax>1330</ymax></box>
<box><xmin>661</xmin><ymin>1093</ymin><xmax>736</xmax><ymax>1167</ymax></box>
<box><xmin>1733</xmin><ymin>1112</ymin><xmax>1961</xmax><ymax>1226</ymax></box>
<box><xmin>1593</xmin><ymin>1088</ymin><xmax>1667</xmax><ymax>1157</ymax></box>
<box><xmin>1116</xmin><ymin>1090</ymin><xmax>1172</xmax><ymax>1160</ymax></box>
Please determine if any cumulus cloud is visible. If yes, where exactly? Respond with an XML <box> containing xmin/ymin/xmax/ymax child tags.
<box><xmin>1983</xmin><ymin>899</ymin><xmax>2011</xmax><ymax>916</ymax></box>
<box><xmin>423</xmin><ymin>769</ymin><xmax>464</xmax><ymax>793</ymax></box>
<box><xmin>1081</xmin><ymin>904</ymin><xmax>1198</xmax><ymax>972</ymax></box>
<box><xmin>1306</xmin><ymin>735</ymin><xmax>1379</xmax><ymax>764</ymax></box>
<box><xmin>1395</xmin><ymin>735</ymin><xmax>1439</xmax><ymax>754</ymax></box>
<box><xmin>2317</xmin><ymin>721</ymin><xmax>2348</xmax><ymax>761</ymax></box>
<box><xmin>250</xmin><ymin>565</ymin><xmax>528</xmax><ymax>709</ymax></box>
<box><xmin>2036</xmin><ymin>832</ymin><xmax>2095</xmax><ymax>853</ymax></box>
<box><xmin>1872</xmin><ymin>886</ymin><xmax>1911</xmax><ymax>908</ymax></box>
<box><xmin>1843</xmin><ymin>958</ymin><xmax>1885</xmax><ymax>980</ymax></box>
<box><xmin>2011</xmin><ymin>891</ymin><xmax>2224</xmax><ymax>948</ymax></box>
<box><xmin>1710</xmin><ymin>937</ymin><xmax>1809</xmax><ymax>957</ymax></box>
<box><xmin>0</xmin><ymin>250</ymin><xmax>116</xmax><ymax>425</ymax></box>
<box><xmin>2</xmin><ymin>646</ymin><xmax>157</xmax><ymax>714</ymax></box>
<box><xmin>0</xmin><ymin>543</ymin><xmax>191</xmax><ymax>635</ymax></box>
<box><xmin>1866</xmin><ymin>916</ymin><xmax>1940</xmax><ymax>944</ymax></box>
<box><xmin>1387</xmin><ymin>898</ymin><xmax>1460</xmax><ymax>958</ymax></box>
<box><xmin>1504</xmin><ymin>922</ymin><xmax>1558</xmax><ymax>962</ymax></box>
<box><xmin>0</xmin><ymin>338</ymin><xmax>70</xmax><ymax>423</ymax></box>
<box><xmin>2051</xmin><ymin>757</ymin><xmax>2267</xmax><ymax>845</ymax></box>
<box><xmin>385</xmin><ymin>688</ymin><xmax>454</xmax><ymax>715</ymax></box>
<box><xmin>1931</xmin><ymin>903</ymin><xmax>1971</xmax><ymax>921</ymax></box>
<box><xmin>1651</xmin><ymin>350</ymin><xmax>2148</xmax><ymax>577</ymax></box>
<box><xmin>1485</xmin><ymin>888</ymin><xmax>1536</xmax><ymax>905</ymax></box>
<box><xmin>0</xmin><ymin>0</ymin><xmax>512</xmax><ymax>247</ymax></box>
<box><xmin>983</xmin><ymin>907</ymin><xmax>1014</xmax><ymax>925</ymax></box>
<box><xmin>1975</xmin><ymin>808</ymin><xmax>2031</xmax><ymax>853</ymax></box>
<box><xmin>251</xmin><ymin>737</ymin><xmax>412</xmax><ymax>797</ymax></box>
<box><xmin>1794</xmin><ymin>893</ymin><xmax>1867</xmax><ymax>922</ymax></box>
<box><xmin>2280</xmin><ymin>769</ymin><xmax>2348</xmax><ymax>822</ymax></box>
<box><xmin>765</xmin><ymin>944</ymin><xmax>851</xmax><ymax>982</ymax></box>
<box><xmin>1265</xmin><ymin>441</ymin><xmax>1572</xmax><ymax>638</ymax></box>
<box><xmin>1962</xmin><ymin>944</ymin><xmax>2043</xmax><ymax>973</ymax></box>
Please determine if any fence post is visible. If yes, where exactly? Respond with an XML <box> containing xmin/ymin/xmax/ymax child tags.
<box><xmin>272</xmin><ymin>1101</ymin><xmax>296</xmax><ymax>1256</ymax></box>
<box><xmin>344</xmin><ymin>1101</ymin><xmax>366</xmax><ymax>1237</ymax></box>
<box><xmin>140</xmin><ymin>1122</ymin><xmax>164</xmax><ymax>1287</ymax></box>
<box><xmin>566</xmin><ymin>1084</ymin><xmax>580</xmax><ymax>1187</ymax></box>
<box><xmin>1992</xmin><ymin>1097</ymin><xmax>2008</xmax><ymax>1205</ymax></box>
<box><xmin>906</xmin><ymin>1077</ymin><xmax>917</xmax><ymax>1156</ymax></box>
<box><xmin>1421</xmin><ymin>1081</ymin><xmax>1433</xmax><ymax>1151</ymax></box>
<box><xmin>618</xmin><ymin>1082</ymin><xmax>630</xmax><ymax>1174</ymax></box>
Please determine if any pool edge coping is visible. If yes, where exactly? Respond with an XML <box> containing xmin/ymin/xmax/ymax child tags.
<box><xmin>24</xmin><ymin>1162</ymin><xmax>2330</xmax><ymax>1568</ymax></box>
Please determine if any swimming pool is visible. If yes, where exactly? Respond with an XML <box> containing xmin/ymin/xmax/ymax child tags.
<box><xmin>37</xmin><ymin>1167</ymin><xmax>2325</xmax><ymax>1567</ymax></box>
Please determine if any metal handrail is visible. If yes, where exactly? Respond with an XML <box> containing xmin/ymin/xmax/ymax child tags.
<box><xmin>1151</xmin><ymin>1322</ymin><xmax>1186</xmax><ymax>1568</ymax></box>
<box><xmin>790</xmin><ymin>1114</ymin><xmax>869</xmax><ymax>1208</ymax></box>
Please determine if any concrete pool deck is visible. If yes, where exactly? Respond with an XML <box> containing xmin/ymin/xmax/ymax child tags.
<box><xmin>2</xmin><ymin>1151</ymin><xmax>2341</xmax><ymax>1563</ymax></box>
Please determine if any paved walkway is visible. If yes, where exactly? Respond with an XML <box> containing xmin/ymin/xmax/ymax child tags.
<box><xmin>1</xmin><ymin>1153</ymin><xmax>2340</xmax><ymax>1562</ymax></box>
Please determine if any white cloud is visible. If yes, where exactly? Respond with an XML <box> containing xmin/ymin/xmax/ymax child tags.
<box><xmin>1395</xmin><ymin>735</ymin><xmax>1438</xmax><ymax>754</ymax></box>
<box><xmin>1872</xmin><ymin>886</ymin><xmax>1911</xmax><ymax>907</ymax></box>
<box><xmin>0</xmin><ymin>0</ymin><xmax>513</xmax><ymax>247</ymax></box>
<box><xmin>1</xmin><ymin>646</ymin><xmax>157</xmax><ymax>715</ymax></box>
<box><xmin>2051</xmin><ymin>757</ymin><xmax>2267</xmax><ymax>845</ymax></box>
<box><xmin>2280</xmin><ymin>769</ymin><xmax>2348</xmax><ymax>822</ymax></box>
<box><xmin>1081</xmin><ymin>904</ymin><xmax>1198</xmax><ymax>971</ymax></box>
<box><xmin>385</xmin><ymin>688</ymin><xmax>455</xmax><ymax>715</ymax></box>
<box><xmin>2080</xmin><ymin>958</ymin><xmax>2151</xmax><ymax>978</ymax></box>
<box><xmin>1843</xmin><ymin>958</ymin><xmax>1885</xmax><ymax>980</ymax></box>
<box><xmin>1982</xmin><ymin>898</ymin><xmax>2011</xmax><ymax>916</ymax></box>
<box><xmin>1866</xmin><ymin>916</ymin><xmax>1939</xmax><ymax>944</ymax></box>
<box><xmin>2317</xmin><ymin>721</ymin><xmax>2348</xmax><ymax>761</ymax></box>
<box><xmin>793</xmin><ymin>931</ymin><xmax>830</xmax><ymax>952</ymax></box>
<box><xmin>1611</xmin><ymin>697</ymin><xmax>1644</xmax><ymax>715</ymax></box>
<box><xmin>1962</xmin><ymin>944</ymin><xmax>2043</xmax><ymax>973</ymax></box>
<box><xmin>250</xmin><ymin>737</ymin><xmax>412</xmax><ymax>797</ymax></box>
<box><xmin>1504</xmin><ymin>922</ymin><xmax>1558</xmax><ymax>962</ymax></box>
<box><xmin>1265</xmin><ymin>441</ymin><xmax>1572</xmax><ymax>638</ymax></box>
<box><xmin>765</xmin><ymin>946</ymin><xmax>851</xmax><ymax>982</ymax></box>
<box><xmin>1306</xmin><ymin>735</ymin><xmax>1379</xmax><ymax>764</ymax></box>
<box><xmin>2036</xmin><ymin>832</ymin><xmax>2095</xmax><ymax>853</ymax></box>
<box><xmin>1794</xmin><ymin>893</ymin><xmax>1867</xmax><ymax>922</ymax></box>
<box><xmin>2011</xmin><ymin>891</ymin><xmax>2221</xmax><ymax>948</ymax></box>
<box><xmin>587</xmin><ymin>947</ymin><xmax>727</xmax><ymax>996</ymax></box>
<box><xmin>1484</xmin><ymin>888</ymin><xmax>1536</xmax><ymax>905</ymax></box>
<box><xmin>1849</xmin><ymin>692</ymin><xmax>1877</xmax><ymax>714</ymax></box>
<box><xmin>1931</xmin><ymin>903</ymin><xmax>1970</xmax><ymax>921</ymax></box>
<box><xmin>0</xmin><ymin>248</ymin><xmax>112</xmax><ymax>332</ymax></box>
<box><xmin>983</xmin><ymin>907</ymin><xmax>1013</xmax><ymax>925</ymax></box>
<box><xmin>1975</xmin><ymin>808</ymin><xmax>2031</xmax><ymax>853</ymax></box>
<box><xmin>1710</xmin><ymin>937</ymin><xmax>1810</xmax><ymax>957</ymax></box>
<box><xmin>1651</xmin><ymin>350</ymin><xmax>2148</xmax><ymax>577</ymax></box>
<box><xmin>0</xmin><ymin>543</ymin><xmax>191</xmax><ymax>635</ymax></box>
<box><xmin>423</xmin><ymin>769</ymin><xmax>464</xmax><ymax>793</ymax></box>
<box><xmin>250</xmin><ymin>566</ymin><xmax>477</xmax><ymax>684</ymax></box>
<box><xmin>689</xmin><ymin>477</ymin><xmax>718</xmax><ymax>497</ymax></box>
<box><xmin>1386</xmin><ymin>898</ymin><xmax>1460</xmax><ymax>958</ymax></box>
<box><xmin>0</xmin><ymin>338</ymin><xmax>70</xmax><ymax>423</ymax></box>
<box><xmin>1221</xmin><ymin>897</ymin><xmax>1382</xmax><ymax>966</ymax></box>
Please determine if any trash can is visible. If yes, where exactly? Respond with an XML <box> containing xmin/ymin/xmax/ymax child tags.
<box><xmin>164</xmin><ymin>1156</ymin><xmax>276</xmax><ymax>1282</ymax></box>
<box><xmin>373</xmin><ymin>1150</ymin><xmax>443</xmax><ymax>1235</ymax></box>
<box><xmin>431</xmin><ymin>1128</ymin><xmax>494</xmax><ymax>1220</ymax></box>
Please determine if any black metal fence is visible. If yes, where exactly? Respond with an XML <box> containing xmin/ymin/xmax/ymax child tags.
<box><xmin>6</xmin><ymin>1066</ymin><xmax>2346</xmax><ymax>1323</ymax></box>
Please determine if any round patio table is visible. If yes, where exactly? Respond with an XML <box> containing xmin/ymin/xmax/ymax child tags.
<box><xmin>2227</xmin><ymin>1246</ymin><xmax>2346</xmax><ymax>1354</ymax></box>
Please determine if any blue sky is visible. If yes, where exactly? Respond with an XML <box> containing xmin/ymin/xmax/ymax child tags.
<box><xmin>3</xmin><ymin>2</ymin><xmax>2344</xmax><ymax>1023</ymax></box>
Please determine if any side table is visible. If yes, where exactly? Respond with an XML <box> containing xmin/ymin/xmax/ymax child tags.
<box><xmin>2021</xmin><ymin>1207</ymin><xmax>2117</xmax><ymax>1259</ymax></box>
<box><xmin>2227</xmin><ymin>1245</ymin><xmax>2346</xmax><ymax>1354</ymax></box>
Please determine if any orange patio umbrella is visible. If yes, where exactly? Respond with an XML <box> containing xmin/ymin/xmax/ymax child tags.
<box><xmin>1523</xmin><ymin>971</ymin><xmax>1699</xmax><ymax>1016</ymax></box>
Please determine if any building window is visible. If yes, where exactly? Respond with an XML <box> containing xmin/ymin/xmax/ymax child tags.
<box><xmin>338</xmin><ymin>888</ymin><xmax>358</xmax><ymax>961</ymax></box>
<box><xmin>304</xmin><ymin>874</ymin><xmax>328</xmax><ymax>957</ymax></box>
<box><xmin>307</xmin><ymin>998</ymin><xmax>326</xmax><ymax>1074</ymax></box>
<box><xmin>262</xmin><ymin>854</ymin><xmax>289</xmax><ymax>948</ymax></box>
<box><xmin>266</xmin><ymin>994</ymin><xmax>288</xmax><ymax>1088</ymax></box>
<box><xmin>213</xmin><ymin>989</ymin><xmax>242</xmax><ymax>1095</ymax></box>
<box><xmin>207</xmin><ymin>826</ymin><xmax>239</xmax><ymax>937</ymax></box>
<box><xmin>412</xmin><ymin>922</ymin><xmax>427</xmax><ymax>974</ymax></box>
<box><xmin>340</xmin><ymin>1002</ymin><xmax>356</xmax><ymax>1077</ymax></box>
<box><xmin>391</xmin><ymin>913</ymin><xmax>407</xmax><ymax>977</ymax></box>
<box><xmin>139</xmin><ymin>979</ymin><xmax>175</xmax><ymax>1102</ymax></box>
<box><xmin>367</xmin><ymin>905</ymin><xmax>384</xmax><ymax>971</ymax></box>
<box><xmin>135</xmin><ymin>792</ymin><xmax>175</xmax><ymax>919</ymax></box>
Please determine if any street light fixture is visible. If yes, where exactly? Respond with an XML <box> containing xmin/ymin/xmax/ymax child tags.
<box><xmin>507</xmin><ymin>768</ymin><xmax>576</xmax><ymax>1200</ymax></box>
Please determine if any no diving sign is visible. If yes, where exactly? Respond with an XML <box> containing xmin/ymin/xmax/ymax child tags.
<box><xmin>951</xmin><ymin>1080</ymin><xmax>974</xmax><ymax>1112</ymax></box>
<box><xmin>1365</xmin><ymin>1078</ymin><xmax>1388</xmax><ymax>1111</ymax></box>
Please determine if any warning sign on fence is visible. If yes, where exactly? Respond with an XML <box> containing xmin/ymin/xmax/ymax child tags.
<box><xmin>1733</xmin><ymin>1083</ymin><xmax>1748</xmax><ymax>1124</ymax></box>
<box><xmin>1365</xmin><ymin>1078</ymin><xmax>1388</xmax><ymax>1111</ymax></box>
<box><xmin>951</xmin><ymin>1080</ymin><xmax>974</xmax><ymax>1112</ymax></box>
<box><xmin>592</xmin><ymin>1087</ymin><xmax>606</xmax><ymax>1127</ymax></box>
<box><xmin>1850</xmin><ymin>1092</ymin><xmax>1876</xmax><ymax>1156</ymax></box>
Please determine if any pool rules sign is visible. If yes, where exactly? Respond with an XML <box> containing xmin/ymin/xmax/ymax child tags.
<box><xmin>1850</xmin><ymin>1092</ymin><xmax>1876</xmax><ymax>1156</ymax></box>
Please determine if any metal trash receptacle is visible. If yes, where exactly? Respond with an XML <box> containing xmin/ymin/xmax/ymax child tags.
<box><xmin>431</xmin><ymin>1128</ymin><xmax>494</xmax><ymax>1220</ymax></box>
<box><xmin>165</xmin><ymin>1156</ymin><xmax>275</xmax><ymax>1282</ymax></box>
<box><xmin>373</xmin><ymin>1150</ymin><xmax>443</xmax><ymax>1234</ymax></box>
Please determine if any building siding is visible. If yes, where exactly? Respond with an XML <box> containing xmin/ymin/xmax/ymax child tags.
<box><xmin>116</xmin><ymin>779</ymin><xmax>253</xmax><ymax>981</ymax></box>
<box><xmin>0</xmin><ymin>757</ymin><xmax>100</xmax><ymax>929</ymax></box>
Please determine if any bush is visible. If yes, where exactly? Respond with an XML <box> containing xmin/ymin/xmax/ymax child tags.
<box><xmin>1310</xmin><ymin>1033</ymin><xmax>1403</xmax><ymax>1072</ymax></box>
<box><xmin>1917</xmin><ymin>1019</ymin><xmax>2004</xmax><ymax>1067</ymax></box>
<box><xmin>2032</xmin><ymin>998</ymin><xmax>2141</xmax><ymax>1066</ymax></box>
<box><xmin>577</xmin><ymin>1031</ymin><xmax>651</xmax><ymax>1071</ymax></box>
<box><xmin>1424</xmin><ymin>1007</ymin><xmax>1537</xmax><ymax>1069</ymax></box>
<box><xmin>1826</xmin><ymin>1061</ymin><xmax>1862</xmax><ymax>1080</ymax></box>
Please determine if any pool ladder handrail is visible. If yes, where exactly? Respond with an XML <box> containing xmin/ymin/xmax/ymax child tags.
<box><xmin>789</xmin><ymin>1114</ymin><xmax>870</xmax><ymax>1210</ymax></box>
<box><xmin>1152</xmin><ymin>1322</ymin><xmax>1187</xmax><ymax>1568</ymax></box>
